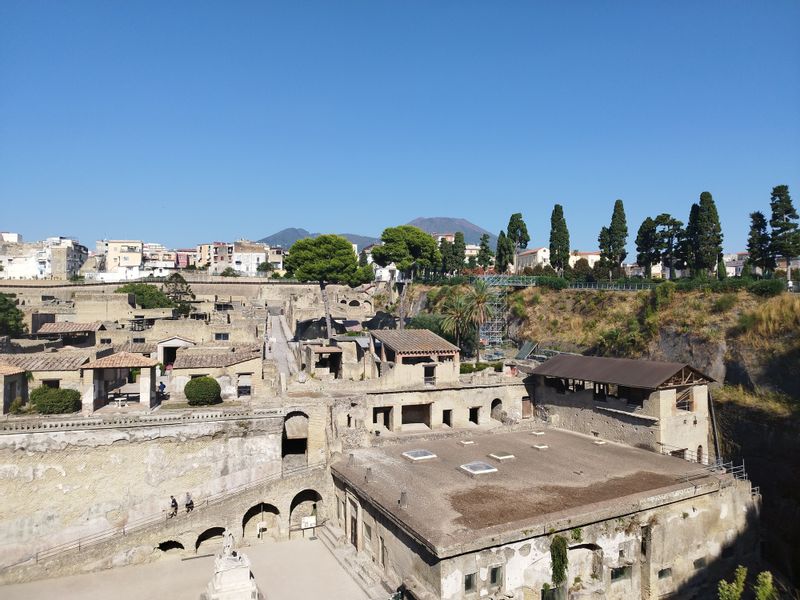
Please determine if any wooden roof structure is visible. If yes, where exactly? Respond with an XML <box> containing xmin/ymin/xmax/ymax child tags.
<box><xmin>371</xmin><ymin>330</ymin><xmax>459</xmax><ymax>355</ymax></box>
<box><xmin>529</xmin><ymin>354</ymin><xmax>713</xmax><ymax>390</ymax></box>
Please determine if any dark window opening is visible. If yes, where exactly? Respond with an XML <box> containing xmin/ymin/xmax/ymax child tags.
<box><xmin>424</xmin><ymin>365</ymin><xmax>436</xmax><ymax>385</ymax></box>
<box><xmin>489</xmin><ymin>565</ymin><xmax>503</xmax><ymax>587</ymax></box>
<box><xmin>693</xmin><ymin>557</ymin><xmax>707</xmax><ymax>570</ymax></box>
<box><xmin>132</xmin><ymin>337</ymin><xmax>145</xmax><ymax>344</ymax></box>
<box><xmin>401</xmin><ymin>404</ymin><xmax>431</xmax><ymax>428</ymax></box>
<box><xmin>464</xmin><ymin>573</ymin><xmax>476</xmax><ymax>593</ymax></box>
<box><xmin>658</xmin><ymin>568</ymin><xmax>672</xmax><ymax>580</ymax></box>
<box><xmin>43</xmin><ymin>380</ymin><xmax>60</xmax><ymax>389</ymax></box>
<box><xmin>373</xmin><ymin>406</ymin><xmax>392</xmax><ymax>429</ymax></box>
<box><xmin>469</xmin><ymin>406</ymin><xmax>480</xmax><ymax>424</ymax></box>
<box><xmin>157</xmin><ymin>540</ymin><xmax>184</xmax><ymax>552</ymax></box>
<box><xmin>611</xmin><ymin>566</ymin><xmax>631</xmax><ymax>581</ymax></box>
<box><xmin>442</xmin><ymin>409</ymin><xmax>452</xmax><ymax>428</ymax></box>
<box><xmin>214</xmin><ymin>333</ymin><xmax>229</xmax><ymax>341</ymax></box>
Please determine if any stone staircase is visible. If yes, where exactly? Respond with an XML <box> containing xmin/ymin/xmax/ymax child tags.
<box><xmin>316</xmin><ymin>521</ymin><xmax>394</xmax><ymax>599</ymax></box>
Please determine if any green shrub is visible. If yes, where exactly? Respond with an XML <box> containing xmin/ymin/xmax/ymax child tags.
<box><xmin>535</xmin><ymin>276</ymin><xmax>568</xmax><ymax>291</ymax></box>
<box><xmin>184</xmin><ymin>377</ymin><xmax>222</xmax><ymax>405</ymax></box>
<box><xmin>9</xmin><ymin>397</ymin><xmax>25</xmax><ymax>414</ymax></box>
<box><xmin>460</xmin><ymin>362</ymin><xmax>503</xmax><ymax>374</ymax></box>
<box><xmin>30</xmin><ymin>386</ymin><xmax>82</xmax><ymax>414</ymax></box>
<box><xmin>712</xmin><ymin>293</ymin><xmax>737</xmax><ymax>313</ymax></box>
<box><xmin>747</xmin><ymin>279</ymin><xmax>785</xmax><ymax>298</ymax></box>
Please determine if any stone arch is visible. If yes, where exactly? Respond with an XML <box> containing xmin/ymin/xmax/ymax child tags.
<box><xmin>195</xmin><ymin>526</ymin><xmax>226</xmax><ymax>553</ymax></box>
<box><xmin>157</xmin><ymin>540</ymin><xmax>184</xmax><ymax>553</ymax></box>
<box><xmin>348</xmin><ymin>299</ymin><xmax>361</xmax><ymax>307</ymax></box>
<box><xmin>290</xmin><ymin>489</ymin><xmax>323</xmax><ymax>528</ymax></box>
<box><xmin>491</xmin><ymin>398</ymin><xmax>503</xmax><ymax>421</ymax></box>
<box><xmin>568</xmin><ymin>543</ymin><xmax>603</xmax><ymax>583</ymax></box>
<box><xmin>242</xmin><ymin>502</ymin><xmax>280</xmax><ymax>541</ymax></box>
<box><xmin>282</xmin><ymin>411</ymin><xmax>309</xmax><ymax>469</ymax></box>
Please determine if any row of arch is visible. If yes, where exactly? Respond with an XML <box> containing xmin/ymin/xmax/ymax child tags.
<box><xmin>156</xmin><ymin>489</ymin><xmax>323</xmax><ymax>555</ymax></box>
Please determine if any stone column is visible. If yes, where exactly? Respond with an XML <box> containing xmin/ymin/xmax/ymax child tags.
<box><xmin>139</xmin><ymin>366</ymin><xmax>156</xmax><ymax>408</ymax></box>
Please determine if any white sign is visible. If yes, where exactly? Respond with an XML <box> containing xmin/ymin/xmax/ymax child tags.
<box><xmin>301</xmin><ymin>516</ymin><xmax>317</xmax><ymax>530</ymax></box>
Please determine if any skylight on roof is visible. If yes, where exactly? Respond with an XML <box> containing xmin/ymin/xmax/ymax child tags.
<box><xmin>460</xmin><ymin>461</ymin><xmax>498</xmax><ymax>476</ymax></box>
<box><xmin>459</xmin><ymin>440</ymin><xmax>475</xmax><ymax>446</ymax></box>
<box><xmin>531</xmin><ymin>431</ymin><xmax>546</xmax><ymax>436</ymax></box>
<box><xmin>593</xmin><ymin>440</ymin><xmax>607</xmax><ymax>446</ymax></box>
<box><xmin>533</xmin><ymin>444</ymin><xmax>549</xmax><ymax>450</ymax></box>
<box><xmin>488</xmin><ymin>451</ymin><xmax>515</xmax><ymax>461</ymax></box>
<box><xmin>402</xmin><ymin>449</ymin><xmax>437</xmax><ymax>462</ymax></box>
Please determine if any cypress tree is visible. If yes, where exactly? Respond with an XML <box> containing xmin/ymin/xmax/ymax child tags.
<box><xmin>694</xmin><ymin>191</ymin><xmax>724</xmax><ymax>276</ymax></box>
<box><xmin>683</xmin><ymin>203</ymin><xmax>701</xmax><ymax>276</ymax></box>
<box><xmin>635</xmin><ymin>217</ymin><xmax>660</xmax><ymax>278</ymax></box>
<box><xmin>439</xmin><ymin>240</ymin><xmax>455</xmax><ymax>274</ymax></box>
<box><xmin>476</xmin><ymin>234</ymin><xmax>494</xmax><ymax>270</ymax></box>
<box><xmin>549</xmin><ymin>204</ymin><xmax>570</xmax><ymax>273</ymax></box>
<box><xmin>769</xmin><ymin>185</ymin><xmax>800</xmax><ymax>273</ymax></box>
<box><xmin>506</xmin><ymin>213</ymin><xmax>530</xmax><ymax>251</ymax></box>
<box><xmin>746</xmin><ymin>211</ymin><xmax>774</xmax><ymax>274</ymax></box>
<box><xmin>495</xmin><ymin>231</ymin><xmax>512</xmax><ymax>274</ymax></box>
<box><xmin>598</xmin><ymin>199</ymin><xmax>628</xmax><ymax>272</ymax></box>
<box><xmin>452</xmin><ymin>232</ymin><xmax>466</xmax><ymax>274</ymax></box>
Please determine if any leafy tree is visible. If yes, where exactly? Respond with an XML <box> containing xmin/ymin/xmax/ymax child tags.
<box><xmin>598</xmin><ymin>199</ymin><xmax>628</xmax><ymax>273</ymax></box>
<box><xmin>163</xmin><ymin>273</ymin><xmax>195</xmax><ymax>316</ymax></box>
<box><xmin>476</xmin><ymin>233</ymin><xmax>494</xmax><ymax>270</ymax></box>
<box><xmin>570</xmin><ymin>258</ymin><xmax>593</xmax><ymax>281</ymax></box>
<box><xmin>286</xmin><ymin>235</ymin><xmax>369</xmax><ymax>339</ymax></box>
<box><xmin>693</xmin><ymin>191</ymin><xmax>724</xmax><ymax>276</ymax></box>
<box><xmin>769</xmin><ymin>184</ymin><xmax>800</xmax><ymax>276</ymax></box>
<box><xmin>506</xmin><ymin>213</ymin><xmax>530</xmax><ymax>254</ymax></box>
<box><xmin>257</xmin><ymin>261</ymin><xmax>274</xmax><ymax>273</ymax></box>
<box><xmin>718</xmin><ymin>565</ymin><xmax>747</xmax><ymax>600</ymax></box>
<box><xmin>465</xmin><ymin>280</ymin><xmax>496</xmax><ymax>363</ymax></box>
<box><xmin>184</xmin><ymin>376</ymin><xmax>222</xmax><ymax>406</ymax></box>
<box><xmin>0</xmin><ymin>293</ymin><xmax>25</xmax><ymax>336</ymax></box>
<box><xmin>358</xmin><ymin>250</ymin><xmax>369</xmax><ymax>267</ymax></box>
<box><xmin>220</xmin><ymin>267</ymin><xmax>239</xmax><ymax>277</ymax></box>
<box><xmin>635</xmin><ymin>217</ymin><xmax>660</xmax><ymax>278</ymax></box>
<box><xmin>549</xmin><ymin>204</ymin><xmax>570</xmax><ymax>274</ymax></box>
<box><xmin>655</xmin><ymin>214</ymin><xmax>684</xmax><ymax>279</ymax></box>
<box><xmin>746</xmin><ymin>211</ymin><xmax>774</xmax><ymax>274</ymax></box>
<box><xmin>452</xmin><ymin>232</ymin><xmax>466</xmax><ymax>274</ymax></box>
<box><xmin>717</xmin><ymin>255</ymin><xmax>727</xmax><ymax>280</ymax></box>
<box><xmin>115</xmin><ymin>283</ymin><xmax>174</xmax><ymax>309</ymax></box>
<box><xmin>494</xmin><ymin>231</ymin><xmax>514</xmax><ymax>274</ymax></box>
<box><xmin>466</xmin><ymin>256</ymin><xmax>477</xmax><ymax>270</ymax></box>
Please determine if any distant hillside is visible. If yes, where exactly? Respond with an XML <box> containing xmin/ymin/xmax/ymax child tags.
<box><xmin>407</xmin><ymin>217</ymin><xmax>497</xmax><ymax>247</ymax></box>
<box><xmin>257</xmin><ymin>228</ymin><xmax>380</xmax><ymax>249</ymax></box>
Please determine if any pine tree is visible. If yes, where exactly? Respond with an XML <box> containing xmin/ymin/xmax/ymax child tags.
<box><xmin>746</xmin><ymin>211</ymin><xmax>774</xmax><ymax>274</ymax></box>
<box><xmin>694</xmin><ymin>191</ymin><xmax>724</xmax><ymax>276</ymax></box>
<box><xmin>769</xmin><ymin>185</ymin><xmax>800</xmax><ymax>275</ymax></box>
<box><xmin>635</xmin><ymin>217</ymin><xmax>660</xmax><ymax>278</ymax></box>
<box><xmin>506</xmin><ymin>213</ymin><xmax>530</xmax><ymax>251</ymax></box>
<box><xmin>599</xmin><ymin>199</ymin><xmax>628</xmax><ymax>270</ymax></box>
<box><xmin>476</xmin><ymin>234</ymin><xmax>494</xmax><ymax>270</ymax></box>
<box><xmin>452</xmin><ymin>232</ymin><xmax>467</xmax><ymax>274</ymax></box>
<box><xmin>549</xmin><ymin>204</ymin><xmax>570</xmax><ymax>274</ymax></box>
<box><xmin>655</xmin><ymin>214</ymin><xmax>684</xmax><ymax>279</ymax></box>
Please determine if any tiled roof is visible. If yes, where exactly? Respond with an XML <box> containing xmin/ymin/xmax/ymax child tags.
<box><xmin>371</xmin><ymin>330</ymin><xmax>459</xmax><ymax>354</ymax></box>
<box><xmin>37</xmin><ymin>322</ymin><xmax>105</xmax><ymax>334</ymax></box>
<box><xmin>0</xmin><ymin>364</ymin><xmax>25</xmax><ymax>376</ymax></box>
<box><xmin>118</xmin><ymin>342</ymin><xmax>157</xmax><ymax>355</ymax></box>
<box><xmin>83</xmin><ymin>352</ymin><xmax>159</xmax><ymax>369</ymax></box>
<box><xmin>173</xmin><ymin>349</ymin><xmax>260</xmax><ymax>369</ymax></box>
<box><xmin>0</xmin><ymin>351</ymin><xmax>93</xmax><ymax>372</ymax></box>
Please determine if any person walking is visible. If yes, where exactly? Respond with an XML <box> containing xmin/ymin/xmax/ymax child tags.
<box><xmin>185</xmin><ymin>492</ymin><xmax>194</xmax><ymax>513</ymax></box>
<box><xmin>168</xmin><ymin>495</ymin><xmax>178</xmax><ymax>518</ymax></box>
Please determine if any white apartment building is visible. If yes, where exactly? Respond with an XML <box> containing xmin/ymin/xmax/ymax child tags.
<box><xmin>0</xmin><ymin>236</ymin><xmax>88</xmax><ymax>280</ymax></box>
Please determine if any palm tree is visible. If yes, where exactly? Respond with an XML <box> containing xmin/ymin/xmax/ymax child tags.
<box><xmin>440</xmin><ymin>292</ymin><xmax>471</xmax><ymax>349</ymax></box>
<box><xmin>465</xmin><ymin>280</ymin><xmax>496</xmax><ymax>363</ymax></box>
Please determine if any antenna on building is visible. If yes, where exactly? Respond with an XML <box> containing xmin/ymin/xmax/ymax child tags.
<box><xmin>399</xmin><ymin>490</ymin><xmax>408</xmax><ymax>509</ymax></box>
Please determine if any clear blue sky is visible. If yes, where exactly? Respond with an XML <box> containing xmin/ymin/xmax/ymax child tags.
<box><xmin>1</xmin><ymin>1</ymin><xmax>798</xmax><ymax>253</ymax></box>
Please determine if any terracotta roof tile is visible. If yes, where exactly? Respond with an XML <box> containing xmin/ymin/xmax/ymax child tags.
<box><xmin>0</xmin><ymin>351</ymin><xmax>93</xmax><ymax>372</ymax></box>
<box><xmin>37</xmin><ymin>322</ymin><xmax>105</xmax><ymax>334</ymax></box>
<box><xmin>83</xmin><ymin>352</ymin><xmax>159</xmax><ymax>369</ymax></box>
<box><xmin>0</xmin><ymin>364</ymin><xmax>26</xmax><ymax>376</ymax></box>
<box><xmin>173</xmin><ymin>349</ymin><xmax>260</xmax><ymax>369</ymax></box>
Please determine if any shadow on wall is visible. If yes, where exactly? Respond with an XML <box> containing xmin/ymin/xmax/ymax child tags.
<box><xmin>716</xmin><ymin>399</ymin><xmax>800</xmax><ymax>589</ymax></box>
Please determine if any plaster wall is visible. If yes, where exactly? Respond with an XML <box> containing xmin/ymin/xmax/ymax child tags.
<box><xmin>169</xmin><ymin>357</ymin><xmax>264</xmax><ymax>400</ymax></box>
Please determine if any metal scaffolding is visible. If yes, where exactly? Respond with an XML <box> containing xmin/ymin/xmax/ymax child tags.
<box><xmin>478</xmin><ymin>274</ymin><xmax>508</xmax><ymax>346</ymax></box>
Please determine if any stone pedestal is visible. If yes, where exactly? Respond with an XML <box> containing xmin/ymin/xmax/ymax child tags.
<box><xmin>202</xmin><ymin>552</ymin><xmax>262</xmax><ymax>600</ymax></box>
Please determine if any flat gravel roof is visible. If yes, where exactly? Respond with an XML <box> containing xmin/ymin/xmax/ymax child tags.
<box><xmin>332</xmin><ymin>428</ymin><xmax>724</xmax><ymax>558</ymax></box>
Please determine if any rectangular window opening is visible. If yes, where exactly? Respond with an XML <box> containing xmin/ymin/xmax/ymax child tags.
<box><xmin>611</xmin><ymin>566</ymin><xmax>631</xmax><ymax>582</ymax></box>
<box><xmin>658</xmin><ymin>568</ymin><xmax>672</xmax><ymax>580</ymax></box>
<box><xmin>489</xmin><ymin>565</ymin><xmax>503</xmax><ymax>587</ymax></box>
<box><xmin>464</xmin><ymin>573</ymin><xmax>477</xmax><ymax>593</ymax></box>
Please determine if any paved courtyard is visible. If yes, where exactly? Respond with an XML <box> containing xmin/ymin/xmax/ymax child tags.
<box><xmin>1</xmin><ymin>538</ymin><xmax>370</xmax><ymax>600</ymax></box>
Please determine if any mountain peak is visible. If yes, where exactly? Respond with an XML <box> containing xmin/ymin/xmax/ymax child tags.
<box><xmin>406</xmin><ymin>217</ymin><xmax>497</xmax><ymax>247</ymax></box>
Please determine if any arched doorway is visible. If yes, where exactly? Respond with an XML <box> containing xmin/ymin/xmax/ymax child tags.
<box><xmin>242</xmin><ymin>502</ymin><xmax>280</xmax><ymax>541</ymax></box>
<box><xmin>290</xmin><ymin>489</ymin><xmax>322</xmax><ymax>529</ymax></box>
<box><xmin>282</xmin><ymin>411</ymin><xmax>309</xmax><ymax>470</ymax></box>
<box><xmin>697</xmin><ymin>445</ymin><xmax>703</xmax><ymax>464</ymax></box>
<box><xmin>491</xmin><ymin>399</ymin><xmax>503</xmax><ymax>421</ymax></box>
<box><xmin>195</xmin><ymin>527</ymin><xmax>226</xmax><ymax>553</ymax></box>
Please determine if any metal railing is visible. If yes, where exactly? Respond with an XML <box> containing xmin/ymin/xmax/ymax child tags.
<box><xmin>1</xmin><ymin>462</ymin><xmax>327</xmax><ymax>571</ymax></box>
